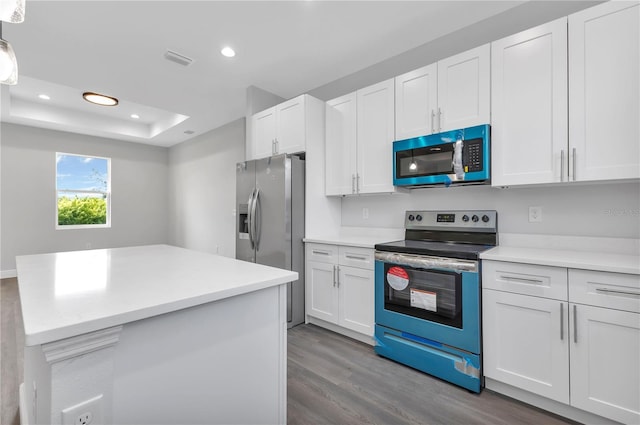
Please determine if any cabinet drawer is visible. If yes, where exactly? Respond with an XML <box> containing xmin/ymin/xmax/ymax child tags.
<box><xmin>306</xmin><ymin>243</ymin><xmax>338</xmax><ymax>264</ymax></box>
<box><xmin>339</xmin><ymin>246</ymin><xmax>374</xmax><ymax>269</ymax></box>
<box><xmin>569</xmin><ymin>269</ymin><xmax>640</xmax><ymax>313</ymax></box>
<box><xmin>483</xmin><ymin>261</ymin><xmax>567</xmax><ymax>300</ymax></box>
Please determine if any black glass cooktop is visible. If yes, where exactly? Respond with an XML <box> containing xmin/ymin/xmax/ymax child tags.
<box><xmin>375</xmin><ymin>239</ymin><xmax>495</xmax><ymax>260</ymax></box>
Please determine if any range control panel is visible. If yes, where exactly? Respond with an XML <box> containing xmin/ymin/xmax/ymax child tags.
<box><xmin>405</xmin><ymin>210</ymin><xmax>497</xmax><ymax>232</ymax></box>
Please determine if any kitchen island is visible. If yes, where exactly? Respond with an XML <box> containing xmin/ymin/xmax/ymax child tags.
<box><xmin>16</xmin><ymin>244</ymin><xmax>296</xmax><ymax>425</ymax></box>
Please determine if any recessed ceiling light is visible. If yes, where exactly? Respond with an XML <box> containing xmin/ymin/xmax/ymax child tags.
<box><xmin>38</xmin><ymin>94</ymin><xmax>50</xmax><ymax>100</ymax></box>
<box><xmin>83</xmin><ymin>92</ymin><xmax>118</xmax><ymax>106</ymax></box>
<box><xmin>130</xmin><ymin>114</ymin><xmax>140</xmax><ymax>119</ymax></box>
<box><xmin>221</xmin><ymin>46</ymin><xmax>235</xmax><ymax>58</ymax></box>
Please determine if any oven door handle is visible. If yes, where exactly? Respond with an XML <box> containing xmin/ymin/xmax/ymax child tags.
<box><xmin>375</xmin><ymin>251</ymin><xmax>478</xmax><ymax>273</ymax></box>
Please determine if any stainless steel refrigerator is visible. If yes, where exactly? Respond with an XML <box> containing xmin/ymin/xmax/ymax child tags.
<box><xmin>236</xmin><ymin>154</ymin><xmax>305</xmax><ymax>328</ymax></box>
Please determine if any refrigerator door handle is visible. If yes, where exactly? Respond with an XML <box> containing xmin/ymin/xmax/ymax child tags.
<box><xmin>247</xmin><ymin>188</ymin><xmax>256</xmax><ymax>250</ymax></box>
<box><xmin>252</xmin><ymin>188</ymin><xmax>261</xmax><ymax>250</ymax></box>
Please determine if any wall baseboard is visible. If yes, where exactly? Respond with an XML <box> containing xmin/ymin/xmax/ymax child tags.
<box><xmin>1</xmin><ymin>269</ymin><xmax>17</xmax><ymax>279</ymax></box>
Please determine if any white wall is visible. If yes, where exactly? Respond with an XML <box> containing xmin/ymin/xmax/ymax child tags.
<box><xmin>168</xmin><ymin>118</ymin><xmax>245</xmax><ymax>258</ymax></box>
<box><xmin>0</xmin><ymin>123</ymin><xmax>169</xmax><ymax>275</ymax></box>
<box><xmin>340</xmin><ymin>182</ymin><xmax>640</xmax><ymax>239</ymax></box>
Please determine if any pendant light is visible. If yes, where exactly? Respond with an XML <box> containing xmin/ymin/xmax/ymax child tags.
<box><xmin>0</xmin><ymin>0</ymin><xmax>25</xmax><ymax>23</ymax></box>
<box><xmin>0</xmin><ymin>22</ymin><xmax>18</xmax><ymax>85</ymax></box>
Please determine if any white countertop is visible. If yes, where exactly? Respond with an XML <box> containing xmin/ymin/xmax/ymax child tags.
<box><xmin>304</xmin><ymin>227</ymin><xmax>404</xmax><ymax>248</ymax></box>
<box><xmin>481</xmin><ymin>246</ymin><xmax>640</xmax><ymax>275</ymax></box>
<box><xmin>16</xmin><ymin>244</ymin><xmax>297</xmax><ymax>346</ymax></box>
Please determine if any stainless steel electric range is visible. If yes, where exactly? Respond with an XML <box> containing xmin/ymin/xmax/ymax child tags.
<box><xmin>374</xmin><ymin>210</ymin><xmax>498</xmax><ymax>393</ymax></box>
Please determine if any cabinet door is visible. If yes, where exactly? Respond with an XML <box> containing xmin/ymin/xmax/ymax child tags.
<box><xmin>569</xmin><ymin>2</ymin><xmax>640</xmax><ymax>182</ymax></box>
<box><xmin>437</xmin><ymin>44</ymin><xmax>490</xmax><ymax>132</ymax></box>
<box><xmin>570</xmin><ymin>304</ymin><xmax>640</xmax><ymax>424</ymax></box>
<box><xmin>325</xmin><ymin>93</ymin><xmax>357</xmax><ymax>196</ymax></box>
<box><xmin>276</xmin><ymin>95</ymin><xmax>306</xmax><ymax>155</ymax></box>
<box><xmin>357</xmin><ymin>79</ymin><xmax>396</xmax><ymax>194</ymax></box>
<box><xmin>306</xmin><ymin>261</ymin><xmax>338</xmax><ymax>324</ymax></box>
<box><xmin>338</xmin><ymin>265</ymin><xmax>374</xmax><ymax>336</ymax></box>
<box><xmin>395</xmin><ymin>63</ymin><xmax>438</xmax><ymax>140</ymax></box>
<box><xmin>491</xmin><ymin>18</ymin><xmax>568</xmax><ymax>186</ymax></box>
<box><xmin>483</xmin><ymin>289</ymin><xmax>570</xmax><ymax>403</ymax></box>
<box><xmin>251</xmin><ymin>107</ymin><xmax>277</xmax><ymax>160</ymax></box>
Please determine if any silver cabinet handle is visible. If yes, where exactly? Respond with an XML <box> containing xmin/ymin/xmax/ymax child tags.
<box><xmin>560</xmin><ymin>303</ymin><xmax>564</xmax><ymax>341</ymax></box>
<box><xmin>336</xmin><ymin>265</ymin><xmax>340</xmax><ymax>287</ymax></box>
<box><xmin>595</xmin><ymin>288</ymin><xmax>640</xmax><ymax>297</ymax></box>
<box><xmin>431</xmin><ymin>110</ymin><xmax>436</xmax><ymax>133</ymax></box>
<box><xmin>312</xmin><ymin>250</ymin><xmax>330</xmax><ymax>256</ymax></box>
<box><xmin>572</xmin><ymin>148</ymin><xmax>577</xmax><ymax>181</ymax></box>
<box><xmin>560</xmin><ymin>150</ymin><xmax>565</xmax><ymax>182</ymax></box>
<box><xmin>275</xmin><ymin>138</ymin><xmax>279</xmax><ymax>154</ymax></box>
<box><xmin>345</xmin><ymin>255</ymin><xmax>367</xmax><ymax>261</ymax></box>
<box><xmin>573</xmin><ymin>304</ymin><xmax>578</xmax><ymax>343</ymax></box>
<box><xmin>437</xmin><ymin>107</ymin><xmax>442</xmax><ymax>132</ymax></box>
<box><xmin>332</xmin><ymin>265</ymin><xmax>337</xmax><ymax>287</ymax></box>
<box><xmin>352</xmin><ymin>174</ymin><xmax>356</xmax><ymax>194</ymax></box>
<box><xmin>357</xmin><ymin>174</ymin><xmax>360</xmax><ymax>194</ymax></box>
<box><xmin>499</xmin><ymin>275</ymin><xmax>544</xmax><ymax>284</ymax></box>
<box><xmin>271</xmin><ymin>139</ymin><xmax>275</xmax><ymax>155</ymax></box>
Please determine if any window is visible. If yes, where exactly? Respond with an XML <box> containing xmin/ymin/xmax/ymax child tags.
<box><xmin>56</xmin><ymin>153</ymin><xmax>111</xmax><ymax>228</ymax></box>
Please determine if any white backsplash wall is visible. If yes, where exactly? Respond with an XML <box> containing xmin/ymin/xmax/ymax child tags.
<box><xmin>341</xmin><ymin>182</ymin><xmax>640</xmax><ymax>239</ymax></box>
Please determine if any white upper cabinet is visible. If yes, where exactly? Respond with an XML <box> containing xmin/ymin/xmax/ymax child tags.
<box><xmin>492</xmin><ymin>1</ymin><xmax>639</xmax><ymax>187</ymax></box>
<box><xmin>325</xmin><ymin>93</ymin><xmax>357</xmax><ymax>196</ymax></box>
<box><xmin>250</xmin><ymin>94</ymin><xmax>321</xmax><ymax>160</ymax></box>
<box><xmin>569</xmin><ymin>1</ymin><xmax>640</xmax><ymax>182</ymax></box>
<box><xmin>325</xmin><ymin>79</ymin><xmax>397</xmax><ymax>195</ymax></box>
<box><xmin>491</xmin><ymin>18</ymin><xmax>568</xmax><ymax>186</ymax></box>
<box><xmin>357</xmin><ymin>79</ymin><xmax>396</xmax><ymax>194</ymax></box>
<box><xmin>437</xmin><ymin>44</ymin><xmax>491</xmax><ymax>132</ymax></box>
<box><xmin>395</xmin><ymin>63</ymin><xmax>438</xmax><ymax>140</ymax></box>
<box><xmin>395</xmin><ymin>44</ymin><xmax>490</xmax><ymax>141</ymax></box>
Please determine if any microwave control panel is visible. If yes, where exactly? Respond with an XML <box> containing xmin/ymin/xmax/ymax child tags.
<box><xmin>462</xmin><ymin>138</ymin><xmax>483</xmax><ymax>173</ymax></box>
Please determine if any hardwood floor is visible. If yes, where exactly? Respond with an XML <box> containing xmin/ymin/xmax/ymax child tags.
<box><xmin>1</xmin><ymin>278</ymin><xmax>22</xmax><ymax>425</ymax></box>
<box><xmin>2</xmin><ymin>277</ymin><xmax>574</xmax><ymax>425</ymax></box>
<box><xmin>288</xmin><ymin>324</ymin><xmax>575</xmax><ymax>425</ymax></box>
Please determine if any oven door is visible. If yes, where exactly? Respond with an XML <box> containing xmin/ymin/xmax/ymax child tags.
<box><xmin>374</xmin><ymin>252</ymin><xmax>480</xmax><ymax>354</ymax></box>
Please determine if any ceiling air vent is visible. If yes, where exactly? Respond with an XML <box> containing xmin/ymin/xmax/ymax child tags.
<box><xmin>184</xmin><ymin>130</ymin><xmax>195</xmax><ymax>135</ymax></box>
<box><xmin>164</xmin><ymin>50</ymin><xmax>193</xmax><ymax>66</ymax></box>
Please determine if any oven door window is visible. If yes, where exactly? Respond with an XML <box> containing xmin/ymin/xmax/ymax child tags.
<box><xmin>383</xmin><ymin>263</ymin><xmax>462</xmax><ymax>329</ymax></box>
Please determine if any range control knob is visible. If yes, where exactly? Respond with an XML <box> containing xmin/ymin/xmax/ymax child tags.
<box><xmin>408</xmin><ymin>214</ymin><xmax>415</xmax><ymax>221</ymax></box>
<box><xmin>482</xmin><ymin>215</ymin><xmax>490</xmax><ymax>223</ymax></box>
<box><xmin>462</xmin><ymin>215</ymin><xmax>470</xmax><ymax>222</ymax></box>
<box><xmin>472</xmin><ymin>215</ymin><xmax>479</xmax><ymax>223</ymax></box>
<box><xmin>415</xmin><ymin>214</ymin><xmax>423</xmax><ymax>222</ymax></box>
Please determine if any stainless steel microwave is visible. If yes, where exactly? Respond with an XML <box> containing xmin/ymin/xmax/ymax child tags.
<box><xmin>393</xmin><ymin>124</ymin><xmax>490</xmax><ymax>187</ymax></box>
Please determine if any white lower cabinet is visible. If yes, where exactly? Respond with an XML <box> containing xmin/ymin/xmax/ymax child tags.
<box><xmin>570</xmin><ymin>303</ymin><xmax>640</xmax><ymax>424</ymax></box>
<box><xmin>483</xmin><ymin>289</ymin><xmax>570</xmax><ymax>403</ymax></box>
<box><xmin>305</xmin><ymin>243</ymin><xmax>374</xmax><ymax>338</ymax></box>
<box><xmin>483</xmin><ymin>261</ymin><xmax>640</xmax><ymax>424</ymax></box>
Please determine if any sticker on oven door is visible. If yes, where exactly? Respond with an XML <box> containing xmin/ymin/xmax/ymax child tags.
<box><xmin>410</xmin><ymin>288</ymin><xmax>437</xmax><ymax>312</ymax></box>
<box><xmin>387</xmin><ymin>266</ymin><xmax>409</xmax><ymax>291</ymax></box>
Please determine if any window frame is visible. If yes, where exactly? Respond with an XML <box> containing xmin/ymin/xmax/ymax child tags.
<box><xmin>55</xmin><ymin>152</ymin><xmax>112</xmax><ymax>230</ymax></box>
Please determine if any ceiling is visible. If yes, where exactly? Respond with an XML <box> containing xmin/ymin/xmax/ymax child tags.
<box><xmin>0</xmin><ymin>1</ymin><xmax>525</xmax><ymax>148</ymax></box>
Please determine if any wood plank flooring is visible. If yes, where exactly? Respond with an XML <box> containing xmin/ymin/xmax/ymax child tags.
<box><xmin>288</xmin><ymin>324</ymin><xmax>575</xmax><ymax>425</ymax></box>
<box><xmin>2</xmin><ymin>277</ymin><xmax>574</xmax><ymax>424</ymax></box>
<box><xmin>1</xmin><ymin>278</ymin><xmax>23</xmax><ymax>425</ymax></box>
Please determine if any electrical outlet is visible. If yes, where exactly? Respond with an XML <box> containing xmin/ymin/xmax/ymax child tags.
<box><xmin>61</xmin><ymin>394</ymin><xmax>103</xmax><ymax>425</ymax></box>
<box><xmin>529</xmin><ymin>206</ymin><xmax>542</xmax><ymax>223</ymax></box>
